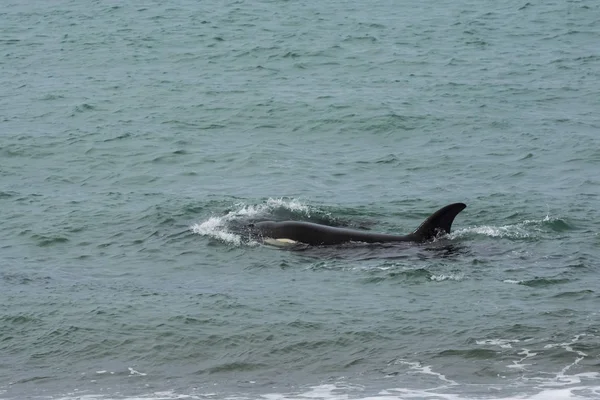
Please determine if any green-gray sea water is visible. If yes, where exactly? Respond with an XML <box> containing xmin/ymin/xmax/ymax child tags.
<box><xmin>1</xmin><ymin>0</ymin><xmax>599</xmax><ymax>399</ymax></box>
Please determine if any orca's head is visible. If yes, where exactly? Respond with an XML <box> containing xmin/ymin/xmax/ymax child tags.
<box><xmin>248</xmin><ymin>221</ymin><xmax>278</xmax><ymax>237</ymax></box>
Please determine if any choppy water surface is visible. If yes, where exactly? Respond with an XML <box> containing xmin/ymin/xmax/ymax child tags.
<box><xmin>1</xmin><ymin>0</ymin><xmax>599</xmax><ymax>399</ymax></box>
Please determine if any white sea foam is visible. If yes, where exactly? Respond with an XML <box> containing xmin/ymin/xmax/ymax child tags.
<box><xmin>53</xmin><ymin>393</ymin><xmax>201</xmax><ymax>400</ymax></box>
<box><xmin>476</xmin><ymin>339</ymin><xmax>520</xmax><ymax>349</ymax></box>
<box><xmin>128</xmin><ymin>367</ymin><xmax>147</xmax><ymax>376</ymax></box>
<box><xmin>190</xmin><ymin>198</ymin><xmax>312</xmax><ymax>246</ymax></box>
<box><xmin>16</xmin><ymin>356</ymin><xmax>600</xmax><ymax>400</ymax></box>
<box><xmin>430</xmin><ymin>273</ymin><xmax>464</xmax><ymax>281</ymax></box>
<box><xmin>191</xmin><ymin>216</ymin><xmax>244</xmax><ymax>246</ymax></box>
<box><xmin>450</xmin><ymin>216</ymin><xmax>559</xmax><ymax>240</ymax></box>
<box><xmin>21</xmin><ymin>212</ymin><xmax>594</xmax><ymax>400</ymax></box>
<box><xmin>264</xmin><ymin>198</ymin><xmax>311</xmax><ymax>215</ymax></box>
<box><xmin>507</xmin><ymin>349</ymin><xmax>538</xmax><ymax>370</ymax></box>
<box><xmin>474</xmin><ymin>335</ymin><xmax>598</xmax><ymax>387</ymax></box>
<box><xmin>451</xmin><ymin>224</ymin><xmax>532</xmax><ymax>239</ymax></box>
<box><xmin>393</xmin><ymin>360</ymin><xmax>456</xmax><ymax>384</ymax></box>
<box><xmin>43</xmin><ymin>379</ymin><xmax>600</xmax><ymax>400</ymax></box>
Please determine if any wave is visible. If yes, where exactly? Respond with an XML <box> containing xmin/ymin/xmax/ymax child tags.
<box><xmin>25</xmin><ymin>366</ymin><xmax>600</xmax><ymax>400</ymax></box>
<box><xmin>190</xmin><ymin>198</ymin><xmax>314</xmax><ymax>245</ymax></box>
<box><xmin>451</xmin><ymin>215</ymin><xmax>573</xmax><ymax>240</ymax></box>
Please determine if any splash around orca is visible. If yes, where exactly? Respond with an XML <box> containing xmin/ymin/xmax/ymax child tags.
<box><xmin>248</xmin><ymin>203</ymin><xmax>466</xmax><ymax>246</ymax></box>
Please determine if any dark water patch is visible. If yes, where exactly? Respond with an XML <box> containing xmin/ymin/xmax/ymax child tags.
<box><xmin>44</xmin><ymin>175</ymin><xmax>75</xmax><ymax>184</ymax></box>
<box><xmin>361</xmin><ymin>267</ymin><xmax>433</xmax><ymax>284</ymax></box>
<box><xmin>67</xmin><ymin>225</ymin><xmax>86</xmax><ymax>234</ymax></box>
<box><xmin>114</xmin><ymin>175</ymin><xmax>160</xmax><ymax>185</ymax></box>
<box><xmin>342</xmin><ymin>357</ymin><xmax>366</xmax><ymax>368</ymax></box>
<box><xmin>566</xmin><ymin>262</ymin><xmax>589</xmax><ymax>270</ymax></box>
<box><xmin>283</xmin><ymin>51</ymin><xmax>300</xmax><ymax>59</ymax></box>
<box><xmin>161</xmin><ymin>120</ymin><xmax>202</xmax><ymax>129</ymax></box>
<box><xmin>206</xmin><ymin>361</ymin><xmax>267</xmax><ymax>374</ymax></box>
<box><xmin>358</xmin><ymin>22</ymin><xmax>386</xmax><ymax>29</ymax></box>
<box><xmin>31</xmin><ymin>234</ymin><xmax>69</xmax><ymax>247</ymax></box>
<box><xmin>541</xmin><ymin>308</ymin><xmax>578</xmax><ymax>318</ymax></box>
<box><xmin>465</xmin><ymin>38</ymin><xmax>489</xmax><ymax>47</ymax></box>
<box><xmin>519</xmin><ymin>153</ymin><xmax>534</xmax><ymax>160</ymax></box>
<box><xmin>542</xmin><ymin>345</ymin><xmax>590</xmax><ymax>363</ymax></box>
<box><xmin>567</xmin><ymin>339</ymin><xmax>600</xmax><ymax>355</ymax></box>
<box><xmin>12</xmin><ymin>376</ymin><xmax>53</xmax><ymax>384</ymax></box>
<box><xmin>287</xmin><ymin>320</ymin><xmax>323</xmax><ymax>330</ymax></box>
<box><xmin>356</xmin><ymin>154</ymin><xmax>399</xmax><ymax>165</ymax></box>
<box><xmin>342</xmin><ymin>35</ymin><xmax>377</xmax><ymax>43</ymax></box>
<box><xmin>519</xmin><ymin>277</ymin><xmax>571</xmax><ymax>287</ymax></box>
<box><xmin>0</xmin><ymin>314</ymin><xmax>42</xmax><ymax>325</ymax></box>
<box><xmin>72</xmin><ymin>103</ymin><xmax>95</xmax><ymax>113</ymax></box>
<box><xmin>519</xmin><ymin>2</ymin><xmax>532</xmax><ymax>10</ymax></box>
<box><xmin>0</xmin><ymin>146</ymin><xmax>25</xmax><ymax>157</ymax></box>
<box><xmin>544</xmin><ymin>218</ymin><xmax>574</xmax><ymax>232</ymax></box>
<box><xmin>39</xmin><ymin>93</ymin><xmax>65</xmax><ymax>101</ymax></box>
<box><xmin>198</xmin><ymin>123</ymin><xmax>226</xmax><ymax>130</ymax></box>
<box><xmin>575</xmin><ymin>55</ymin><xmax>600</xmax><ymax>62</ymax></box>
<box><xmin>31</xmin><ymin>325</ymin><xmax>95</xmax><ymax>351</ymax></box>
<box><xmin>287</xmin><ymin>240</ymin><xmax>456</xmax><ymax>262</ymax></box>
<box><xmin>552</xmin><ymin>290</ymin><xmax>594</xmax><ymax>299</ymax></box>
<box><xmin>503</xmin><ymin>324</ymin><xmax>545</xmax><ymax>335</ymax></box>
<box><xmin>436</xmin><ymin>348</ymin><xmax>498</xmax><ymax>359</ymax></box>
<box><xmin>420</xmin><ymin>243</ymin><xmax>468</xmax><ymax>259</ymax></box>
<box><xmin>167</xmin><ymin>315</ymin><xmax>221</xmax><ymax>325</ymax></box>
<box><xmin>367</xmin><ymin>113</ymin><xmax>424</xmax><ymax>134</ymax></box>
<box><xmin>152</xmin><ymin>153</ymin><xmax>189</xmax><ymax>164</ymax></box>
<box><xmin>102</xmin><ymin>132</ymin><xmax>131</xmax><ymax>142</ymax></box>
<box><xmin>0</xmin><ymin>191</ymin><xmax>19</xmax><ymax>199</ymax></box>
<box><xmin>1</xmin><ymin>272</ymin><xmax>52</xmax><ymax>286</ymax></box>
<box><xmin>270</xmin><ymin>337</ymin><xmax>353</xmax><ymax>357</ymax></box>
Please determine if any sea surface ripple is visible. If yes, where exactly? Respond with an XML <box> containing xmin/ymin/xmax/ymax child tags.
<box><xmin>1</xmin><ymin>0</ymin><xmax>599</xmax><ymax>399</ymax></box>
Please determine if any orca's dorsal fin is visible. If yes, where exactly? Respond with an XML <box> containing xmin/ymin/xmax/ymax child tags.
<box><xmin>409</xmin><ymin>203</ymin><xmax>466</xmax><ymax>242</ymax></box>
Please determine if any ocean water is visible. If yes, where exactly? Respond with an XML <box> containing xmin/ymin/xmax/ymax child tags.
<box><xmin>1</xmin><ymin>0</ymin><xmax>600</xmax><ymax>399</ymax></box>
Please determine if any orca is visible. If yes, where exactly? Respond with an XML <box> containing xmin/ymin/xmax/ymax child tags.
<box><xmin>249</xmin><ymin>203</ymin><xmax>466</xmax><ymax>246</ymax></box>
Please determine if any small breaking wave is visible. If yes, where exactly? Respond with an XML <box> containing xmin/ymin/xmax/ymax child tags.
<box><xmin>452</xmin><ymin>224</ymin><xmax>533</xmax><ymax>239</ymax></box>
<box><xmin>451</xmin><ymin>215</ymin><xmax>572</xmax><ymax>240</ymax></box>
<box><xmin>430</xmin><ymin>272</ymin><xmax>464</xmax><ymax>282</ymax></box>
<box><xmin>42</xmin><ymin>370</ymin><xmax>600</xmax><ymax>400</ymax></box>
<box><xmin>190</xmin><ymin>198</ymin><xmax>313</xmax><ymax>246</ymax></box>
<box><xmin>11</xmin><ymin>334</ymin><xmax>600</xmax><ymax>399</ymax></box>
<box><xmin>190</xmin><ymin>215</ymin><xmax>245</xmax><ymax>246</ymax></box>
